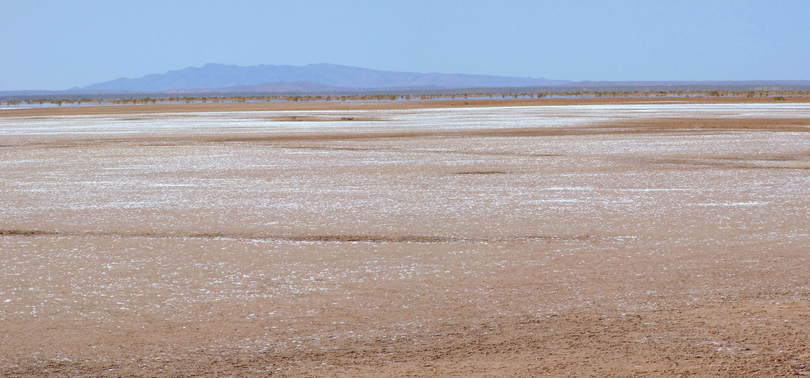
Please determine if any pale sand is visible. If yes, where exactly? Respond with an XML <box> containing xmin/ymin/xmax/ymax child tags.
<box><xmin>1</xmin><ymin>103</ymin><xmax>809</xmax><ymax>376</ymax></box>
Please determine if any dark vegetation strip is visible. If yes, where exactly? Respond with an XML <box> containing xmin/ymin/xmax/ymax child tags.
<box><xmin>3</xmin><ymin>89</ymin><xmax>809</xmax><ymax>109</ymax></box>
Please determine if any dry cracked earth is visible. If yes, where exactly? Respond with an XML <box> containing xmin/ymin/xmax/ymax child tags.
<box><xmin>1</xmin><ymin>101</ymin><xmax>809</xmax><ymax>376</ymax></box>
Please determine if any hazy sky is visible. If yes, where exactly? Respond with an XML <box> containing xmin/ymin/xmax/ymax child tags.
<box><xmin>3</xmin><ymin>0</ymin><xmax>810</xmax><ymax>90</ymax></box>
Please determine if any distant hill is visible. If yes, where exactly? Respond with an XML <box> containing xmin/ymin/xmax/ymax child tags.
<box><xmin>3</xmin><ymin>67</ymin><xmax>809</xmax><ymax>97</ymax></box>
<box><xmin>165</xmin><ymin>81</ymin><xmax>344</xmax><ymax>94</ymax></box>
<box><xmin>80</xmin><ymin>63</ymin><xmax>569</xmax><ymax>93</ymax></box>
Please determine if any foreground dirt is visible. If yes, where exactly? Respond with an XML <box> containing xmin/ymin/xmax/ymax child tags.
<box><xmin>1</xmin><ymin>104</ymin><xmax>809</xmax><ymax>376</ymax></box>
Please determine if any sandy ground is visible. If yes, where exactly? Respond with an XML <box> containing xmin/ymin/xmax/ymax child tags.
<box><xmin>1</xmin><ymin>101</ymin><xmax>810</xmax><ymax>376</ymax></box>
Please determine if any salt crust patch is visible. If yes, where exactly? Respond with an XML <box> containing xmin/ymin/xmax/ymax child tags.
<box><xmin>2</xmin><ymin>103</ymin><xmax>810</xmax><ymax>136</ymax></box>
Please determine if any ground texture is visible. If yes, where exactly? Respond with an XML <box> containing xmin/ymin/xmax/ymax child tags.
<box><xmin>1</xmin><ymin>99</ymin><xmax>809</xmax><ymax>376</ymax></box>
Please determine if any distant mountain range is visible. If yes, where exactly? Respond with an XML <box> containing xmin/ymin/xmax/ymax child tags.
<box><xmin>78</xmin><ymin>63</ymin><xmax>569</xmax><ymax>93</ymax></box>
<box><xmin>2</xmin><ymin>64</ymin><xmax>809</xmax><ymax>97</ymax></box>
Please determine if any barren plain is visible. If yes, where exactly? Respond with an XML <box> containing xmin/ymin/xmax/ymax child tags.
<box><xmin>1</xmin><ymin>100</ymin><xmax>810</xmax><ymax>376</ymax></box>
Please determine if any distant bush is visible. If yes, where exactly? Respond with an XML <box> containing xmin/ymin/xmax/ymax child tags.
<box><xmin>6</xmin><ymin>89</ymin><xmax>810</xmax><ymax>108</ymax></box>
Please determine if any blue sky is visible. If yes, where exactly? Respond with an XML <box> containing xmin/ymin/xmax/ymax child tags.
<box><xmin>3</xmin><ymin>0</ymin><xmax>809</xmax><ymax>90</ymax></box>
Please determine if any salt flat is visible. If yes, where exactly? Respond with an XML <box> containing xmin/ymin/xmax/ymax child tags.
<box><xmin>1</xmin><ymin>102</ymin><xmax>810</xmax><ymax>376</ymax></box>
<box><xmin>2</xmin><ymin>103</ymin><xmax>810</xmax><ymax>137</ymax></box>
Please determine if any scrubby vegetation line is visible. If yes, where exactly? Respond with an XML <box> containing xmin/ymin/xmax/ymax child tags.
<box><xmin>2</xmin><ymin>89</ymin><xmax>809</xmax><ymax>108</ymax></box>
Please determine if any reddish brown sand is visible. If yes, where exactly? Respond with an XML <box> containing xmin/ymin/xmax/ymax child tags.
<box><xmin>1</xmin><ymin>100</ymin><xmax>809</xmax><ymax>376</ymax></box>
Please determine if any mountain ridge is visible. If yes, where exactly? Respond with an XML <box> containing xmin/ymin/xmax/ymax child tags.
<box><xmin>80</xmin><ymin>63</ymin><xmax>569</xmax><ymax>93</ymax></box>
